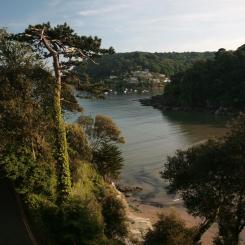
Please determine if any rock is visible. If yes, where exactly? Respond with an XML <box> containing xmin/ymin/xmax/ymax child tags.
<box><xmin>127</xmin><ymin>215</ymin><xmax>153</xmax><ymax>243</ymax></box>
<box><xmin>116</xmin><ymin>184</ymin><xmax>143</xmax><ymax>194</ymax></box>
<box><xmin>111</xmin><ymin>183</ymin><xmax>153</xmax><ymax>244</ymax></box>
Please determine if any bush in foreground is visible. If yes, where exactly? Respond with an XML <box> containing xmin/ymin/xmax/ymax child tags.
<box><xmin>144</xmin><ymin>212</ymin><xmax>196</xmax><ymax>245</ymax></box>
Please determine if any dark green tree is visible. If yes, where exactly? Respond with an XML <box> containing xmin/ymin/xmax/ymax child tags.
<box><xmin>77</xmin><ymin>114</ymin><xmax>125</xmax><ymax>180</ymax></box>
<box><xmin>77</xmin><ymin>51</ymin><xmax>214</xmax><ymax>81</ymax></box>
<box><xmin>0</xmin><ymin>28</ymin><xmax>126</xmax><ymax>244</ymax></box>
<box><xmin>42</xmin><ymin>197</ymin><xmax>105</xmax><ymax>245</ymax></box>
<box><xmin>93</xmin><ymin>142</ymin><xmax>124</xmax><ymax>181</ymax></box>
<box><xmin>151</xmin><ymin>44</ymin><xmax>245</xmax><ymax>112</ymax></box>
<box><xmin>102</xmin><ymin>193</ymin><xmax>128</xmax><ymax>239</ymax></box>
<box><xmin>0</xmin><ymin>29</ymin><xmax>56</xmax><ymax>195</ymax></box>
<box><xmin>144</xmin><ymin>212</ymin><xmax>196</xmax><ymax>245</ymax></box>
<box><xmin>162</xmin><ymin>114</ymin><xmax>245</xmax><ymax>244</ymax></box>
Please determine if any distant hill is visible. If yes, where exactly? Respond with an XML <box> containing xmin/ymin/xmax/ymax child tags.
<box><xmin>145</xmin><ymin>45</ymin><xmax>245</xmax><ymax>113</ymax></box>
<box><xmin>76</xmin><ymin>51</ymin><xmax>215</xmax><ymax>81</ymax></box>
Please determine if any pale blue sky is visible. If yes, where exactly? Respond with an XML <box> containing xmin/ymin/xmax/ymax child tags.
<box><xmin>1</xmin><ymin>0</ymin><xmax>245</xmax><ymax>52</ymax></box>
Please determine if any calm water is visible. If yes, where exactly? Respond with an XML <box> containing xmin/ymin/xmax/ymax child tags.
<box><xmin>67</xmin><ymin>93</ymin><xmax>227</xmax><ymax>206</ymax></box>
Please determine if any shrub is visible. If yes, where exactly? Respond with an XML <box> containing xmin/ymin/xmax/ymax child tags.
<box><xmin>144</xmin><ymin>212</ymin><xmax>196</xmax><ymax>245</ymax></box>
<box><xmin>102</xmin><ymin>193</ymin><xmax>128</xmax><ymax>239</ymax></box>
<box><xmin>41</xmin><ymin>197</ymin><xmax>106</xmax><ymax>245</ymax></box>
<box><xmin>66</xmin><ymin>123</ymin><xmax>92</xmax><ymax>183</ymax></box>
<box><xmin>93</xmin><ymin>143</ymin><xmax>124</xmax><ymax>181</ymax></box>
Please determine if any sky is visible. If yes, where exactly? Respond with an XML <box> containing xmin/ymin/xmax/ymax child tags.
<box><xmin>1</xmin><ymin>0</ymin><xmax>245</xmax><ymax>52</ymax></box>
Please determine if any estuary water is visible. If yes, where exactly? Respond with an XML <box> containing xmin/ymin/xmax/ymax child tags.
<box><xmin>68</xmin><ymin>93</ymin><xmax>227</xmax><ymax>207</ymax></box>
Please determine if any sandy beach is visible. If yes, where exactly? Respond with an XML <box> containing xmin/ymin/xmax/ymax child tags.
<box><xmin>127</xmin><ymin>197</ymin><xmax>245</xmax><ymax>245</ymax></box>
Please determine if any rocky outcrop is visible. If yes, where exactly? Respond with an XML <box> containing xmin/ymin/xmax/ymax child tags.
<box><xmin>127</xmin><ymin>214</ymin><xmax>153</xmax><ymax>244</ymax></box>
<box><xmin>112</xmin><ymin>183</ymin><xmax>153</xmax><ymax>244</ymax></box>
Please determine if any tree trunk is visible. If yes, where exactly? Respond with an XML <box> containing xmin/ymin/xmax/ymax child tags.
<box><xmin>53</xmin><ymin>54</ymin><xmax>71</xmax><ymax>203</ymax></box>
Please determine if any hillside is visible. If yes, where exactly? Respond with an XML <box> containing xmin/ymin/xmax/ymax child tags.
<box><xmin>77</xmin><ymin>51</ymin><xmax>215</xmax><ymax>81</ymax></box>
<box><xmin>143</xmin><ymin>45</ymin><xmax>245</xmax><ymax>114</ymax></box>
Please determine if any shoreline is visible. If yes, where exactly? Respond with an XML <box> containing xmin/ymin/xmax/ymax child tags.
<box><xmin>125</xmin><ymin>194</ymin><xmax>245</xmax><ymax>244</ymax></box>
<box><xmin>125</xmin><ymin>195</ymin><xmax>219</xmax><ymax>245</ymax></box>
<box><xmin>139</xmin><ymin>97</ymin><xmax>242</xmax><ymax>117</ymax></box>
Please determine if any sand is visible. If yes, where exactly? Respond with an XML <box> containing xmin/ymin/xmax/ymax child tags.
<box><xmin>127</xmin><ymin>198</ymin><xmax>245</xmax><ymax>245</ymax></box>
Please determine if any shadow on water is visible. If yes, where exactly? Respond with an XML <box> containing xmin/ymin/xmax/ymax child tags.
<box><xmin>161</xmin><ymin>111</ymin><xmax>229</xmax><ymax>127</ymax></box>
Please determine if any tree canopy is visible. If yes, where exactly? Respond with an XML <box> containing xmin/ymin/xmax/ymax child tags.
<box><xmin>144</xmin><ymin>212</ymin><xmax>196</xmax><ymax>245</ymax></box>
<box><xmin>13</xmin><ymin>22</ymin><xmax>114</xmax><ymax>202</ymax></box>
<box><xmin>0</xmin><ymin>28</ymin><xmax>56</xmax><ymax>195</ymax></box>
<box><xmin>77</xmin><ymin>114</ymin><xmax>125</xmax><ymax>181</ymax></box>
<box><xmin>0</xmin><ymin>26</ymin><xmax>127</xmax><ymax>244</ymax></box>
<box><xmin>151</xmin><ymin>45</ymin><xmax>245</xmax><ymax>112</ymax></box>
<box><xmin>76</xmin><ymin>51</ymin><xmax>214</xmax><ymax>81</ymax></box>
<box><xmin>162</xmin><ymin>114</ymin><xmax>245</xmax><ymax>244</ymax></box>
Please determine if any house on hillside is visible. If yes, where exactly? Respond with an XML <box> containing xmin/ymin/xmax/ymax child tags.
<box><xmin>109</xmin><ymin>75</ymin><xmax>118</xmax><ymax>79</ymax></box>
<box><xmin>128</xmin><ymin>77</ymin><xmax>139</xmax><ymax>84</ymax></box>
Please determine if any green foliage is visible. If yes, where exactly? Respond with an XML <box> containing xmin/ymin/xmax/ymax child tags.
<box><xmin>66</xmin><ymin>117</ymin><xmax>125</xmax><ymax>182</ymax></box>
<box><xmin>0</xmin><ymin>32</ymin><xmax>56</xmax><ymax>196</ymax></box>
<box><xmin>144</xmin><ymin>212</ymin><xmax>196</xmax><ymax>245</ymax></box>
<box><xmin>25</xmin><ymin>161</ymin><xmax>127</xmax><ymax>244</ymax></box>
<box><xmin>70</xmin><ymin>162</ymin><xmax>128</xmax><ymax>242</ymax></box>
<box><xmin>14</xmin><ymin>22</ymin><xmax>114</xmax><ymax>202</ymax></box>
<box><xmin>77</xmin><ymin>114</ymin><xmax>125</xmax><ymax>180</ymax></box>
<box><xmin>102</xmin><ymin>193</ymin><xmax>128</xmax><ymax>239</ymax></box>
<box><xmin>1</xmin><ymin>27</ymin><xmax>127</xmax><ymax>244</ymax></box>
<box><xmin>154</xmin><ymin>45</ymin><xmax>245</xmax><ymax>111</ymax></box>
<box><xmin>43</xmin><ymin>197</ymin><xmax>106</xmax><ymax>245</ymax></box>
<box><xmin>94</xmin><ymin>115</ymin><xmax>125</xmax><ymax>144</ymax></box>
<box><xmin>0</xmin><ymin>147</ymin><xmax>35</xmax><ymax>185</ymax></box>
<box><xmin>66</xmin><ymin>123</ymin><xmax>92</xmax><ymax>161</ymax></box>
<box><xmin>76</xmin><ymin>51</ymin><xmax>214</xmax><ymax>81</ymax></box>
<box><xmin>71</xmin><ymin>162</ymin><xmax>106</xmax><ymax>200</ymax></box>
<box><xmin>66</xmin><ymin>124</ymin><xmax>92</xmax><ymax>183</ymax></box>
<box><xmin>25</xmin><ymin>194</ymin><xmax>106</xmax><ymax>245</ymax></box>
<box><xmin>70</xmin><ymin>163</ymin><xmax>128</xmax><ymax>244</ymax></box>
<box><xmin>93</xmin><ymin>143</ymin><xmax>124</xmax><ymax>181</ymax></box>
<box><xmin>78</xmin><ymin>115</ymin><xmax>125</xmax><ymax>180</ymax></box>
<box><xmin>54</xmin><ymin>104</ymin><xmax>71</xmax><ymax>202</ymax></box>
<box><xmin>78</xmin><ymin>114</ymin><xmax>125</xmax><ymax>145</ymax></box>
<box><xmin>162</xmin><ymin>114</ymin><xmax>245</xmax><ymax>243</ymax></box>
<box><xmin>14</xmin><ymin>22</ymin><xmax>114</xmax><ymax>60</ymax></box>
<box><xmin>0</xmin><ymin>146</ymin><xmax>55</xmax><ymax>195</ymax></box>
<box><xmin>61</xmin><ymin>83</ymin><xmax>83</xmax><ymax>112</ymax></box>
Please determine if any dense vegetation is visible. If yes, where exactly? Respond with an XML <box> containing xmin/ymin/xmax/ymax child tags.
<box><xmin>149</xmin><ymin>45</ymin><xmax>245</xmax><ymax>112</ymax></box>
<box><xmin>162</xmin><ymin>114</ymin><xmax>245</xmax><ymax>244</ymax></box>
<box><xmin>77</xmin><ymin>51</ymin><xmax>214</xmax><ymax>81</ymax></box>
<box><xmin>1</xmin><ymin>22</ymin><xmax>245</xmax><ymax>245</ymax></box>
<box><xmin>13</xmin><ymin>22</ymin><xmax>114</xmax><ymax>203</ymax></box>
<box><xmin>0</xmin><ymin>26</ymin><xmax>127</xmax><ymax>244</ymax></box>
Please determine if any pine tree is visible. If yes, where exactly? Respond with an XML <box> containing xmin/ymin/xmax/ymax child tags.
<box><xmin>14</xmin><ymin>22</ymin><xmax>114</xmax><ymax>202</ymax></box>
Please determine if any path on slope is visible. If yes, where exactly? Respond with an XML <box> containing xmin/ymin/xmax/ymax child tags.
<box><xmin>0</xmin><ymin>180</ymin><xmax>33</xmax><ymax>245</ymax></box>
